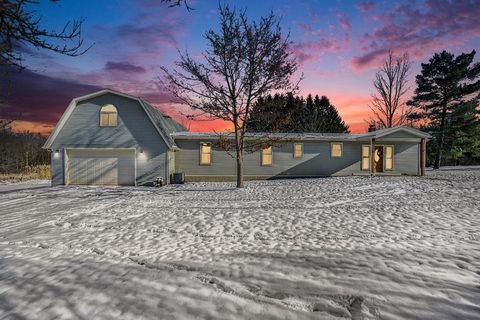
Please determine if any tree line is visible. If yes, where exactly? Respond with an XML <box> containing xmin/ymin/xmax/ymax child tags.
<box><xmin>0</xmin><ymin>128</ymin><xmax>49</xmax><ymax>174</ymax></box>
<box><xmin>246</xmin><ymin>93</ymin><xmax>349</xmax><ymax>133</ymax></box>
<box><xmin>407</xmin><ymin>50</ymin><xmax>480</xmax><ymax>168</ymax></box>
<box><xmin>368</xmin><ymin>50</ymin><xmax>480</xmax><ymax>168</ymax></box>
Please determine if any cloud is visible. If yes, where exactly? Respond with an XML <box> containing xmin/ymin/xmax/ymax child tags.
<box><xmin>104</xmin><ymin>61</ymin><xmax>147</xmax><ymax>74</ymax></box>
<box><xmin>0</xmin><ymin>68</ymin><xmax>102</xmax><ymax>126</ymax></box>
<box><xmin>356</xmin><ymin>1</ymin><xmax>375</xmax><ymax>12</ymax></box>
<box><xmin>292</xmin><ymin>38</ymin><xmax>343</xmax><ymax>64</ymax></box>
<box><xmin>351</xmin><ymin>0</ymin><xmax>480</xmax><ymax>71</ymax></box>
<box><xmin>335</xmin><ymin>12</ymin><xmax>352</xmax><ymax>32</ymax></box>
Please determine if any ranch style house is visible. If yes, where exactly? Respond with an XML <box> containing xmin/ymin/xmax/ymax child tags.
<box><xmin>43</xmin><ymin>89</ymin><xmax>431</xmax><ymax>186</ymax></box>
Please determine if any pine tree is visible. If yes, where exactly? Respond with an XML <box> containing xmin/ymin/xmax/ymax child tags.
<box><xmin>407</xmin><ymin>50</ymin><xmax>480</xmax><ymax>168</ymax></box>
<box><xmin>301</xmin><ymin>94</ymin><xmax>315</xmax><ymax>132</ymax></box>
<box><xmin>247</xmin><ymin>93</ymin><xmax>349</xmax><ymax>133</ymax></box>
<box><xmin>320</xmin><ymin>96</ymin><xmax>349</xmax><ymax>133</ymax></box>
<box><xmin>444</xmin><ymin>100</ymin><xmax>480</xmax><ymax>164</ymax></box>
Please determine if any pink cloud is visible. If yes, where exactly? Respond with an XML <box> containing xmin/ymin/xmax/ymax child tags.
<box><xmin>356</xmin><ymin>1</ymin><xmax>375</xmax><ymax>12</ymax></box>
<box><xmin>335</xmin><ymin>12</ymin><xmax>352</xmax><ymax>32</ymax></box>
<box><xmin>292</xmin><ymin>38</ymin><xmax>343</xmax><ymax>64</ymax></box>
<box><xmin>351</xmin><ymin>0</ymin><xmax>480</xmax><ymax>71</ymax></box>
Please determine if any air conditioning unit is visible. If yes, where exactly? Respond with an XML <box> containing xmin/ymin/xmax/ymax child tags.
<box><xmin>172</xmin><ymin>172</ymin><xmax>185</xmax><ymax>184</ymax></box>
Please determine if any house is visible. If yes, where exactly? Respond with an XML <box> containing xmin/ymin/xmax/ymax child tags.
<box><xmin>43</xmin><ymin>89</ymin><xmax>431</xmax><ymax>186</ymax></box>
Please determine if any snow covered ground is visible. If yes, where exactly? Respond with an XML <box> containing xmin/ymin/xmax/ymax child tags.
<box><xmin>0</xmin><ymin>168</ymin><xmax>479</xmax><ymax>320</ymax></box>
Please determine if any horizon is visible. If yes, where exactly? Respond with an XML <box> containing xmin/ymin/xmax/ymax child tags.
<box><xmin>2</xmin><ymin>0</ymin><xmax>480</xmax><ymax>135</ymax></box>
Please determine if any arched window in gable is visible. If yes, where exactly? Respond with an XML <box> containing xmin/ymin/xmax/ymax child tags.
<box><xmin>99</xmin><ymin>104</ymin><xmax>117</xmax><ymax>127</ymax></box>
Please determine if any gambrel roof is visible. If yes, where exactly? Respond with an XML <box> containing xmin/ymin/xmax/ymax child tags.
<box><xmin>43</xmin><ymin>89</ymin><xmax>186</xmax><ymax>149</ymax></box>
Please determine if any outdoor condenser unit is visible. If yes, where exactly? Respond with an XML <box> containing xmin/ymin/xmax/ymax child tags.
<box><xmin>172</xmin><ymin>172</ymin><xmax>185</xmax><ymax>184</ymax></box>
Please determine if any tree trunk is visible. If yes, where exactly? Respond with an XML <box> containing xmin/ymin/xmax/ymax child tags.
<box><xmin>236</xmin><ymin>151</ymin><xmax>244</xmax><ymax>188</ymax></box>
<box><xmin>434</xmin><ymin>105</ymin><xmax>448</xmax><ymax>169</ymax></box>
<box><xmin>234</xmin><ymin>123</ymin><xmax>245</xmax><ymax>188</ymax></box>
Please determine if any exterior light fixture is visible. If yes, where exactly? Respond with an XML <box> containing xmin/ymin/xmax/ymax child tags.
<box><xmin>140</xmin><ymin>149</ymin><xmax>144</xmax><ymax>154</ymax></box>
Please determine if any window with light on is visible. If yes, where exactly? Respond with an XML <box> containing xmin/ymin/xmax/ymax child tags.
<box><xmin>99</xmin><ymin>104</ymin><xmax>118</xmax><ymax>127</ymax></box>
<box><xmin>200</xmin><ymin>143</ymin><xmax>212</xmax><ymax>165</ymax></box>
<box><xmin>331</xmin><ymin>143</ymin><xmax>343</xmax><ymax>157</ymax></box>
<box><xmin>262</xmin><ymin>146</ymin><xmax>273</xmax><ymax>166</ymax></box>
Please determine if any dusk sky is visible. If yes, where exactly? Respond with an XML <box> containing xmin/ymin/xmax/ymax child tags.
<box><xmin>4</xmin><ymin>0</ymin><xmax>480</xmax><ymax>134</ymax></box>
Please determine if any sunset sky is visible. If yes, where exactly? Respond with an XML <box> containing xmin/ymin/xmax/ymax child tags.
<box><xmin>3</xmin><ymin>0</ymin><xmax>480</xmax><ymax>135</ymax></box>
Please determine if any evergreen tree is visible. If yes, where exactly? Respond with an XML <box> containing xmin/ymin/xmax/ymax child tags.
<box><xmin>300</xmin><ymin>94</ymin><xmax>315</xmax><ymax>132</ymax></box>
<box><xmin>444</xmin><ymin>100</ymin><xmax>480</xmax><ymax>163</ymax></box>
<box><xmin>407</xmin><ymin>50</ymin><xmax>480</xmax><ymax>168</ymax></box>
<box><xmin>247</xmin><ymin>93</ymin><xmax>349</xmax><ymax>133</ymax></box>
<box><xmin>246</xmin><ymin>93</ymin><xmax>302</xmax><ymax>132</ymax></box>
<box><xmin>321</xmin><ymin>96</ymin><xmax>349</xmax><ymax>133</ymax></box>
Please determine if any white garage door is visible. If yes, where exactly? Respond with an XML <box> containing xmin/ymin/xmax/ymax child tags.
<box><xmin>67</xmin><ymin>149</ymin><xmax>135</xmax><ymax>186</ymax></box>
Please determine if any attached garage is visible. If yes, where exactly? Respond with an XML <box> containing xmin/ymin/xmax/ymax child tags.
<box><xmin>66</xmin><ymin>149</ymin><xmax>135</xmax><ymax>186</ymax></box>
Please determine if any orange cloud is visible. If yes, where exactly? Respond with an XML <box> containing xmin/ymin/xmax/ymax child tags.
<box><xmin>10</xmin><ymin>121</ymin><xmax>54</xmax><ymax>136</ymax></box>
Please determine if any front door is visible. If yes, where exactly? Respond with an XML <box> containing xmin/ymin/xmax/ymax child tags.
<box><xmin>374</xmin><ymin>146</ymin><xmax>384</xmax><ymax>172</ymax></box>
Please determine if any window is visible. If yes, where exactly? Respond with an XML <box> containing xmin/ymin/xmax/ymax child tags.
<box><xmin>331</xmin><ymin>143</ymin><xmax>343</xmax><ymax>157</ymax></box>
<box><xmin>361</xmin><ymin>145</ymin><xmax>370</xmax><ymax>170</ymax></box>
<box><xmin>100</xmin><ymin>104</ymin><xmax>118</xmax><ymax>127</ymax></box>
<box><xmin>385</xmin><ymin>145</ymin><xmax>393</xmax><ymax>170</ymax></box>
<box><xmin>261</xmin><ymin>146</ymin><xmax>273</xmax><ymax>166</ymax></box>
<box><xmin>293</xmin><ymin>143</ymin><xmax>303</xmax><ymax>158</ymax></box>
<box><xmin>200</xmin><ymin>142</ymin><xmax>212</xmax><ymax>165</ymax></box>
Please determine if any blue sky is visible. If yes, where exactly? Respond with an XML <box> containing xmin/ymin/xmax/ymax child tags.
<box><xmin>6</xmin><ymin>0</ymin><xmax>480</xmax><ymax>133</ymax></box>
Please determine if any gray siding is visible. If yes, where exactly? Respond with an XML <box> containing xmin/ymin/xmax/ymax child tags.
<box><xmin>383</xmin><ymin>141</ymin><xmax>419</xmax><ymax>175</ymax></box>
<box><xmin>175</xmin><ymin>139</ymin><xmax>421</xmax><ymax>180</ymax></box>
<box><xmin>50</xmin><ymin>93</ymin><xmax>168</xmax><ymax>186</ymax></box>
<box><xmin>51</xmin><ymin>151</ymin><xmax>64</xmax><ymax>186</ymax></box>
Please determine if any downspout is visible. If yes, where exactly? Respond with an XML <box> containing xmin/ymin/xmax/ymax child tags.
<box><xmin>369</xmin><ymin>138</ymin><xmax>373</xmax><ymax>176</ymax></box>
<box><xmin>165</xmin><ymin>148</ymin><xmax>170</xmax><ymax>184</ymax></box>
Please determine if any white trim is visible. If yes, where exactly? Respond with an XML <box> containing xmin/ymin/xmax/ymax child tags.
<box><xmin>418</xmin><ymin>143</ymin><xmax>421</xmax><ymax>176</ymax></box>
<box><xmin>134</xmin><ymin>149</ymin><xmax>138</xmax><ymax>186</ymax></box>
<box><xmin>371</xmin><ymin>126</ymin><xmax>431</xmax><ymax>139</ymax></box>
<box><xmin>369</xmin><ymin>139</ymin><xmax>373</xmax><ymax>176</ymax></box>
<box><xmin>165</xmin><ymin>150</ymin><xmax>169</xmax><ymax>184</ymax></box>
<box><xmin>384</xmin><ymin>145</ymin><xmax>394</xmax><ymax>170</ymax></box>
<box><xmin>43</xmin><ymin>89</ymin><xmax>172</xmax><ymax>149</ymax></box>
<box><xmin>361</xmin><ymin>144</ymin><xmax>370</xmax><ymax>171</ymax></box>
<box><xmin>63</xmin><ymin>148</ymin><xmax>68</xmax><ymax>185</ymax></box>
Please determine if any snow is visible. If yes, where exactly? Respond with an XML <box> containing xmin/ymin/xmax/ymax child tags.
<box><xmin>0</xmin><ymin>179</ymin><xmax>50</xmax><ymax>185</ymax></box>
<box><xmin>0</xmin><ymin>168</ymin><xmax>479</xmax><ymax>319</ymax></box>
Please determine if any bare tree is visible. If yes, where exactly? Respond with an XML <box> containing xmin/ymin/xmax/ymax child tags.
<box><xmin>160</xmin><ymin>0</ymin><xmax>193</xmax><ymax>10</ymax></box>
<box><xmin>369</xmin><ymin>51</ymin><xmax>411</xmax><ymax>128</ymax></box>
<box><xmin>0</xmin><ymin>0</ymin><xmax>89</xmax><ymax>69</ymax></box>
<box><xmin>161</xmin><ymin>4</ymin><xmax>299</xmax><ymax>188</ymax></box>
<box><xmin>0</xmin><ymin>0</ymin><xmax>89</xmax><ymax>128</ymax></box>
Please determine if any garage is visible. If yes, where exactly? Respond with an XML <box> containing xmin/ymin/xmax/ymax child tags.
<box><xmin>66</xmin><ymin>149</ymin><xmax>135</xmax><ymax>186</ymax></box>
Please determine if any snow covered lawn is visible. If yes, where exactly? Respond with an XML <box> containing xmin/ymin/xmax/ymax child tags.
<box><xmin>0</xmin><ymin>168</ymin><xmax>479</xmax><ymax>319</ymax></box>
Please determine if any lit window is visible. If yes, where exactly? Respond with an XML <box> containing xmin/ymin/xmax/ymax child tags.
<box><xmin>261</xmin><ymin>146</ymin><xmax>273</xmax><ymax>166</ymax></box>
<box><xmin>331</xmin><ymin>143</ymin><xmax>343</xmax><ymax>157</ymax></box>
<box><xmin>100</xmin><ymin>104</ymin><xmax>118</xmax><ymax>127</ymax></box>
<box><xmin>294</xmin><ymin>143</ymin><xmax>303</xmax><ymax>158</ymax></box>
<box><xmin>385</xmin><ymin>145</ymin><xmax>393</xmax><ymax>170</ymax></box>
<box><xmin>361</xmin><ymin>145</ymin><xmax>370</xmax><ymax>170</ymax></box>
<box><xmin>200</xmin><ymin>143</ymin><xmax>212</xmax><ymax>165</ymax></box>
